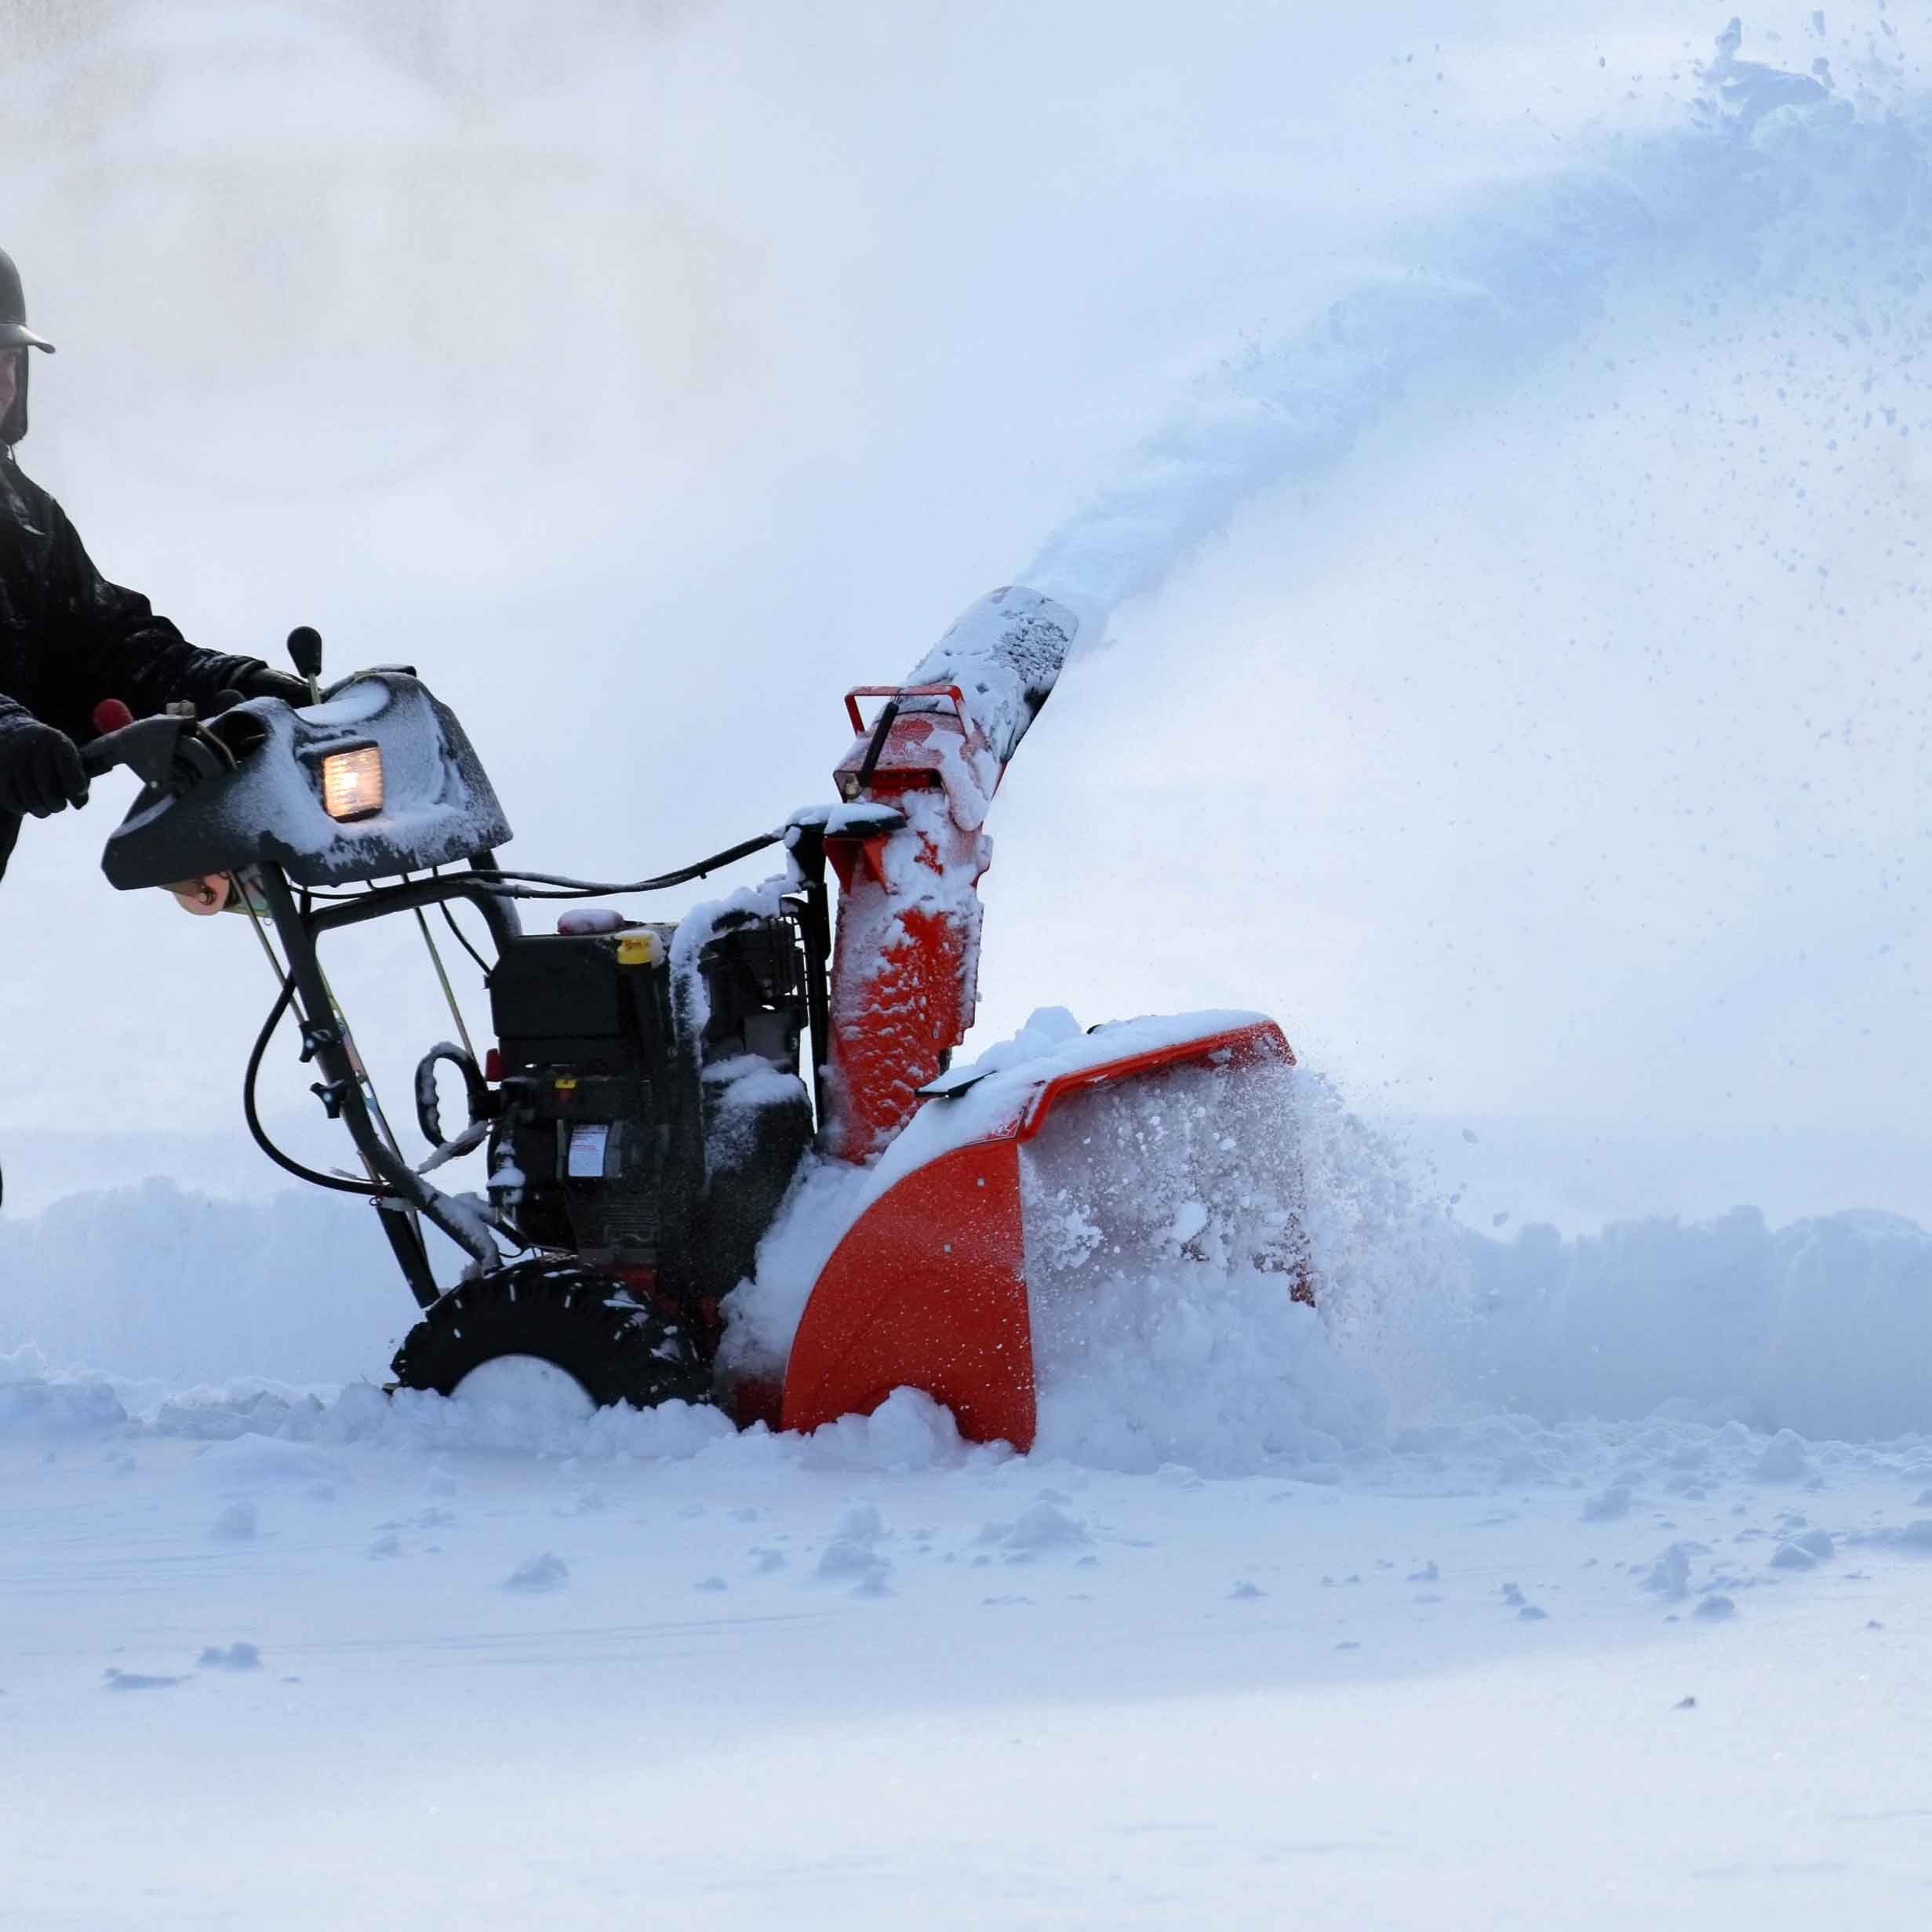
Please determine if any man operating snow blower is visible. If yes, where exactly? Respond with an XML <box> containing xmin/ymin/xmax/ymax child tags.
<box><xmin>0</xmin><ymin>246</ymin><xmax>306</xmax><ymax>1207</ymax></box>
<box><xmin>0</xmin><ymin>246</ymin><xmax>304</xmax><ymax>880</ymax></box>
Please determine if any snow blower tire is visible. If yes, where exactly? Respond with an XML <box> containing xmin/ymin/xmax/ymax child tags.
<box><xmin>389</xmin><ymin>1261</ymin><xmax>713</xmax><ymax>1411</ymax></box>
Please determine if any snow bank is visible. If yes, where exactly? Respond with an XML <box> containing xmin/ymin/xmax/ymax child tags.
<box><xmin>1450</xmin><ymin>1206</ymin><xmax>1932</xmax><ymax>1440</ymax></box>
<box><xmin>0</xmin><ymin>1178</ymin><xmax>402</xmax><ymax>1384</ymax></box>
<box><xmin>0</xmin><ymin>1344</ymin><xmax>127</xmax><ymax>1435</ymax></box>
<box><xmin>9</xmin><ymin>1052</ymin><xmax>1932</xmax><ymax>1464</ymax></box>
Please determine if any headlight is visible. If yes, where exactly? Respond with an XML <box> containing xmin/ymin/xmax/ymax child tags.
<box><xmin>320</xmin><ymin>744</ymin><xmax>384</xmax><ymax>821</ymax></box>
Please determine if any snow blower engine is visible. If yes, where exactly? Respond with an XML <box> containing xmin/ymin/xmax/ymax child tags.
<box><xmin>82</xmin><ymin>592</ymin><xmax>1308</xmax><ymax>1449</ymax></box>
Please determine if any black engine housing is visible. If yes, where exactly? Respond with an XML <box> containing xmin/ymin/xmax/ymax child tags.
<box><xmin>486</xmin><ymin>905</ymin><xmax>813</xmax><ymax>1310</ymax></box>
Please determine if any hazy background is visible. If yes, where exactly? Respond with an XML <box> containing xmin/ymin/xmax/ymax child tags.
<box><xmin>0</xmin><ymin>0</ymin><xmax>1927</xmax><ymax>1239</ymax></box>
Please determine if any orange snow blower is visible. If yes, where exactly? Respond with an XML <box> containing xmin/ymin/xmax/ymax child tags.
<box><xmin>82</xmin><ymin>589</ymin><xmax>1307</xmax><ymax>1450</ymax></box>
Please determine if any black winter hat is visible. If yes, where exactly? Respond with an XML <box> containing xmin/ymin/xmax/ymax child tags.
<box><xmin>0</xmin><ymin>248</ymin><xmax>56</xmax><ymax>444</ymax></box>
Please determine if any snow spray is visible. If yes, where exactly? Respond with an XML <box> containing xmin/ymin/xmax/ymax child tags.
<box><xmin>1021</xmin><ymin>19</ymin><xmax>1932</xmax><ymax>646</ymax></box>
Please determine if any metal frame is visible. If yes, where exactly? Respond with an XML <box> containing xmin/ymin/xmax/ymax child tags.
<box><xmin>253</xmin><ymin>863</ymin><xmax>522</xmax><ymax>1307</ymax></box>
<box><xmin>249</xmin><ymin>851</ymin><xmax>835</xmax><ymax>1317</ymax></box>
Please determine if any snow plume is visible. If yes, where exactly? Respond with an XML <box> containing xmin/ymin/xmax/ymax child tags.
<box><xmin>1290</xmin><ymin>1070</ymin><xmax>1478</xmax><ymax>1424</ymax></box>
<box><xmin>1021</xmin><ymin>1057</ymin><xmax>1462</xmax><ymax>1473</ymax></box>
<box><xmin>1024</xmin><ymin>17</ymin><xmax>1932</xmax><ymax>640</ymax></box>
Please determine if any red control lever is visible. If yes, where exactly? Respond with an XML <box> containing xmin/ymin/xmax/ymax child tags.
<box><xmin>93</xmin><ymin>698</ymin><xmax>134</xmax><ymax>735</ymax></box>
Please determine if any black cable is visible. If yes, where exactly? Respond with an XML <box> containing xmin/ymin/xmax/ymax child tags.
<box><xmin>290</xmin><ymin>831</ymin><xmax>780</xmax><ymax>915</ymax></box>
<box><xmin>242</xmin><ymin>973</ymin><xmax>384</xmax><ymax>1197</ymax></box>
<box><xmin>438</xmin><ymin>896</ymin><xmax>493</xmax><ymax>977</ymax></box>
<box><xmin>473</xmin><ymin>828</ymin><xmax>784</xmax><ymax>899</ymax></box>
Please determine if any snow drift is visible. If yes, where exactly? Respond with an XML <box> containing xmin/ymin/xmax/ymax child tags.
<box><xmin>1457</xmin><ymin>1205</ymin><xmax>1932</xmax><ymax>1439</ymax></box>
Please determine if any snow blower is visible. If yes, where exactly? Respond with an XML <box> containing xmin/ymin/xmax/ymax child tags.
<box><xmin>82</xmin><ymin>590</ymin><xmax>1309</xmax><ymax>1449</ymax></box>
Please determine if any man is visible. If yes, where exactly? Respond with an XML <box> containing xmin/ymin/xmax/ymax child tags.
<box><xmin>0</xmin><ymin>246</ymin><xmax>303</xmax><ymax>879</ymax></box>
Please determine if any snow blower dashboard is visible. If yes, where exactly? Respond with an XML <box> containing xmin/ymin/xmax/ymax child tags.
<box><xmin>96</xmin><ymin>671</ymin><xmax>511</xmax><ymax>890</ymax></box>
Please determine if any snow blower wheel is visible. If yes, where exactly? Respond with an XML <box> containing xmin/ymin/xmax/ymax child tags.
<box><xmin>389</xmin><ymin>1261</ymin><xmax>712</xmax><ymax>1411</ymax></box>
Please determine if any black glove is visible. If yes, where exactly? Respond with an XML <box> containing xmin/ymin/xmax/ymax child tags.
<box><xmin>229</xmin><ymin>664</ymin><xmax>310</xmax><ymax>707</ymax></box>
<box><xmin>0</xmin><ymin>718</ymin><xmax>89</xmax><ymax>817</ymax></box>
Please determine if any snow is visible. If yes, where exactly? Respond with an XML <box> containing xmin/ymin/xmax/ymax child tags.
<box><xmin>9</xmin><ymin>1055</ymin><xmax>1932</xmax><ymax>1925</ymax></box>
<box><xmin>897</xmin><ymin>585</ymin><xmax>1076</xmax><ymax>805</ymax></box>
<box><xmin>1022</xmin><ymin>24</ymin><xmax>1932</xmax><ymax>642</ymax></box>
<box><xmin>667</xmin><ymin>877</ymin><xmax>794</xmax><ymax>1046</ymax></box>
<box><xmin>293</xmin><ymin>681</ymin><xmax>391</xmax><ymax>729</ymax></box>
<box><xmin>1455</xmin><ymin>1206</ymin><xmax>1932</xmax><ymax>1439</ymax></box>
<box><xmin>11</xmin><ymin>1028</ymin><xmax>1932</xmax><ymax>1916</ymax></box>
<box><xmin>12</xmin><ymin>1372</ymin><xmax>1932</xmax><ymax>1926</ymax></box>
<box><xmin>10</xmin><ymin>1036</ymin><xmax>1932</xmax><ymax>1921</ymax></box>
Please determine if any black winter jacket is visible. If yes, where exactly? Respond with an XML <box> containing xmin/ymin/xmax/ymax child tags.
<box><xmin>0</xmin><ymin>456</ymin><xmax>269</xmax><ymax>879</ymax></box>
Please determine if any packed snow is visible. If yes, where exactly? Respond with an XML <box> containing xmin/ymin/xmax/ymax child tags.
<box><xmin>12</xmin><ymin>1308</ymin><xmax>1932</xmax><ymax>1927</ymax></box>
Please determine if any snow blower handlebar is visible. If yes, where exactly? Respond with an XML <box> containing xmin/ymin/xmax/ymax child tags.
<box><xmin>82</xmin><ymin>701</ymin><xmax>244</xmax><ymax>792</ymax></box>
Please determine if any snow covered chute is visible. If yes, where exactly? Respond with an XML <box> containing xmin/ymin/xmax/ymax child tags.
<box><xmin>779</xmin><ymin>1016</ymin><xmax>1304</xmax><ymax>1450</ymax></box>
<box><xmin>765</xmin><ymin>588</ymin><xmax>1311</xmax><ymax>1448</ymax></box>
<box><xmin>820</xmin><ymin>587</ymin><xmax>1073</xmax><ymax>1161</ymax></box>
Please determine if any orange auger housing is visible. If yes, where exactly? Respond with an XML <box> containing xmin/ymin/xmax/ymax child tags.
<box><xmin>782</xmin><ymin>1018</ymin><xmax>1300</xmax><ymax>1452</ymax></box>
<box><xmin>759</xmin><ymin>588</ymin><xmax>1312</xmax><ymax>1454</ymax></box>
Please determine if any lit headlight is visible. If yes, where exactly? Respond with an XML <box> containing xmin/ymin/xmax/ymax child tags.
<box><xmin>320</xmin><ymin>744</ymin><xmax>384</xmax><ymax>821</ymax></box>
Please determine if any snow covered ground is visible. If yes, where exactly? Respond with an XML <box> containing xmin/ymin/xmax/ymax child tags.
<box><xmin>8</xmin><ymin>1016</ymin><xmax>1932</xmax><ymax>1927</ymax></box>
<box><xmin>9</xmin><ymin>1375</ymin><xmax>1932</xmax><ymax>1928</ymax></box>
<box><xmin>7</xmin><ymin>1056</ymin><xmax>1932</xmax><ymax>1927</ymax></box>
